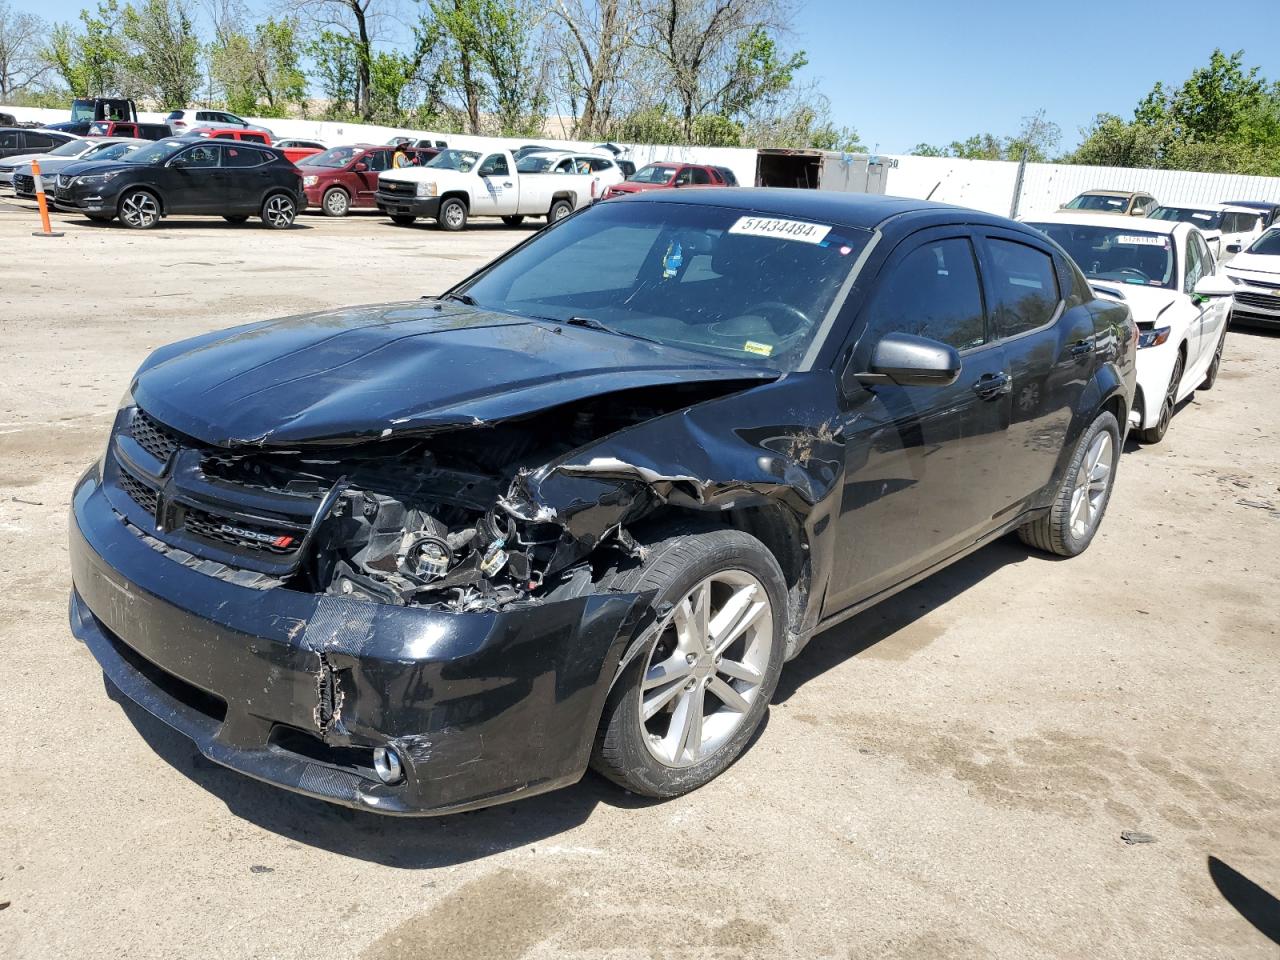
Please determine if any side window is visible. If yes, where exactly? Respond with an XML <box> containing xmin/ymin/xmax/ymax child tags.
<box><xmin>985</xmin><ymin>238</ymin><xmax>1060</xmax><ymax>338</ymax></box>
<box><xmin>673</xmin><ymin>168</ymin><xmax>694</xmax><ymax>185</ymax></box>
<box><xmin>244</xmin><ymin>132</ymin><xmax>267</xmax><ymax>143</ymax></box>
<box><xmin>196</xmin><ymin>111</ymin><xmax>214</xmax><ymax>122</ymax></box>
<box><xmin>555</xmin><ymin>158</ymin><xmax>575</xmax><ymax>173</ymax></box>
<box><xmin>690</xmin><ymin>167</ymin><xmax>712</xmax><ymax>185</ymax></box>
<box><xmin>173</xmin><ymin>144</ymin><xmax>220</xmax><ymax>168</ymax></box>
<box><xmin>588</xmin><ymin>157</ymin><xmax>613</xmax><ymax>172</ymax></box>
<box><xmin>1196</xmin><ymin>233</ymin><xmax>1215</xmax><ymax>276</ymax></box>
<box><xmin>861</xmin><ymin>237</ymin><xmax>987</xmax><ymax>352</ymax></box>
<box><xmin>365</xmin><ymin>149</ymin><xmax>391</xmax><ymax>171</ymax></box>
<box><xmin>478</xmin><ymin>153</ymin><xmax>509</xmax><ymax>176</ymax></box>
<box><xmin>0</xmin><ymin>130</ymin><xmax>17</xmax><ymax>149</ymax></box>
<box><xmin>223</xmin><ymin>146</ymin><xmax>267</xmax><ymax>168</ymax></box>
<box><xmin>213</xmin><ymin>131</ymin><xmax>234</xmax><ymax>139</ymax></box>
<box><xmin>1183</xmin><ymin>234</ymin><xmax>1204</xmax><ymax>292</ymax></box>
<box><xmin>25</xmin><ymin>133</ymin><xmax>54</xmax><ymax>150</ymax></box>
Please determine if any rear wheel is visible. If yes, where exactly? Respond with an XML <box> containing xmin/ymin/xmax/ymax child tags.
<box><xmin>437</xmin><ymin>197</ymin><xmax>467</xmax><ymax>231</ymax></box>
<box><xmin>261</xmin><ymin>193</ymin><xmax>296</xmax><ymax>229</ymax></box>
<box><xmin>590</xmin><ymin>526</ymin><xmax>787</xmax><ymax>798</ymax></box>
<box><xmin>1139</xmin><ymin>349</ymin><xmax>1184</xmax><ymax>444</ymax></box>
<box><xmin>322</xmin><ymin>187</ymin><xmax>350</xmax><ymax>217</ymax></box>
<box><xmin>1017</xmin><ymin>410</ymin><xmax>1120</xmax><ymax>557</ymax></box>
<box><xmin>117</xmin><ymin>189</ymin><xmax>160</xmax><ymax>229</ymax></box>
<box><xmin>1200</xmin><ymin>325</ymin><xmax>1227</xmax><ymax>389</ymax></box>
<box><xmin>390</xmin><ymin>214</ymin><xmax>416</xmax><ymax>226</ymax></box>
<box><xmin>501</xmin><ymin>214</ymin><xmax>525</xmax><ymax>226</ymax></box>
<box><xmin>547</xmin><ymin>198</ymin><xmax>573</xmax><ymax>223</ymax></box>
<box><xmin>222</xmin><ymin>214</ymin><xmax>249</xmax><ymax>224</ymax></box>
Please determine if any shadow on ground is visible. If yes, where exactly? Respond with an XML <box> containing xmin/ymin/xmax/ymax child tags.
<box><xmin>1208</xmin><ymin>856</ymin><xmax>1280</xmax><ymax>946</ymax></box>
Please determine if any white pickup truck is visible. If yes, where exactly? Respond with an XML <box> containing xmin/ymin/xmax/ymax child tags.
<box><xmin>375</xmin><ymin>148</ymin><xmax>596</xmax><ymax>230</ymax></box>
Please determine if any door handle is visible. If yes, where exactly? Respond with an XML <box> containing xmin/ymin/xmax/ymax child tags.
<box><xmin>972</xmin><ymin>371</ymin><xmax>1011</xmax><ymax>400</ymax></box>
<box><xmin>502</xmin><ymin>181</ymin><xmax>513</xmax><ymax>187</ymax></box>
<box><xmin>1069</xmin><ymin>339</ymin><xmax>1093</xmax><ymax>358</ymax></box>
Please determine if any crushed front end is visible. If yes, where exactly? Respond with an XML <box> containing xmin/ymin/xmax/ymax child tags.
<box><xmin>69</xmin><ymin>400</ymin><xmax>666</xmax><ymax>814</ymax></box>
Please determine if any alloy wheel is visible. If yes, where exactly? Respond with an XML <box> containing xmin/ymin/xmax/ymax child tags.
<box><xmin>120</xmin><ymin>192</ymin><xmax>159</xmax><ymax>228</ymax></box>
<box><xmin>264</xmin><ymin>195</ymin><xmax>295</xmax><ymax>228</ymax></box>
<box><xmin>323</xmin><ymin>189</ymin><xmax>348</xmax><ymax>216</ymax></box>
<box><xmin>1159</xmin><ymin>353</ymin><xmax>1184</xmax><ymax>435</ymax></box>
<box><xmin>1069</xmin><ymin>431</ymin><xmax>1113</xmax><ymax>539</ymax></box>
<box><xmin>639</xmin><ymin>570</ymin><xmax>773</xmax><ymax>768</ymax></box>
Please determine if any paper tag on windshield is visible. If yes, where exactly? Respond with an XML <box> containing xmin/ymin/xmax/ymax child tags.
<box><xmin>729</xmin><ymin>216</ymin><xmax>831</xmax><ymax>244</ymax></box>
<box><xmin>743</xmin><ymin>340</ymin><xmax>774</xmax><ymax>357</ymax></box>
<box><xmin>1116</xmin><ymin>235</ymin><xmax>1168</xmax><ymax>246</ymax></box>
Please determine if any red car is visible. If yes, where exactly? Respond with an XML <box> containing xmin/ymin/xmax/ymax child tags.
<box><xmin>298</xmin><ymin>144</ymin><xmax>438</xmax><ymax>217</ymax></box>
<box><xmin>602</xmin><ymin>162</ymin><xmax>734</xmax><ymax>199</ymax></box>
<box><xmin>195</xmin><ymin>127</ymin><xmax>320</xmax><ymax>166</ymax></box>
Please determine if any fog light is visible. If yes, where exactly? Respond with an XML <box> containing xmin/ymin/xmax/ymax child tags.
<box><xmin>372</xmin><ymin>746</ymin><xmax>404</xmax><ymax>784</ymax></box>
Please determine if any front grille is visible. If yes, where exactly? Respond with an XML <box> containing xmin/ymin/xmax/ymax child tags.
<box><xmin>13</xmin><ymin>173</ymin><xmax>34</xmax><ymax>195</ymax></box>
<box><xmin>118</xmin><ymin>469</ymin><xmax>159</xmax><ymax>514</ymax></box>
<box><xmin>130</xmin><ymin>409</ymin><xmax>182</xmax><ymax>462</ymax></box>
<box><xmin>1235</xmin><ymin>291</ymin><xmax>1280</xmax><ymax>310</ymax></box>
<box><xmin>184</xmin><ymin>507</ymin><xmax>300</xmax><ymax>555</ymax></box>
<box><xmin>1235</xmin><ymin>275</ymin><xmax>1280</xmax><ymax>290</ymax></box>
<box><xmin>379</xmin><ymin>179</ymin><xmax>415</xmax><ymax>197</ymax></box>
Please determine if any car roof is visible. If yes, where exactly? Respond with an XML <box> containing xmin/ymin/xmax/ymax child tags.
<box><xmin>1154</xmin><ymin>201</ymin><xmax>1257</xmax><ymax>214</ymax></box>
<box><xmin>1029</xmin><ymin>210</ymin><xmax>1185</xmax><ymax>235</ymax></box>
<box><xmin>614</xmin><ymin>187</ymin><xmax>987</xmax><ymax>230</ymax></box>
<box><xmin>1222</xmin><ymin>199</ymin><xmax>1280</xmax><ymax>210</ymax></box>
<box><xmin>1075</xmin><ymin>189</ymin><xmax>1143</xmax><ymax>198</ymax></box>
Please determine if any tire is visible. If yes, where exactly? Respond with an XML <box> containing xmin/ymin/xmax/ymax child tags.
<box><xmin>1200</xmin><ymin>325</ymin><xmax>1227</xmax><ymax>390</ymax></box>
<box><xmin>1017</xmin><ymin>410</ymin><xmax>1120</xmax><ymax>558</ymax></box>
<box><xmin>117</xmin><ymin>189</ymin><xmax>161</xmax><ymax>230</ymax></box>
<box><xmin>390</xmin><ymin>214</ymin><xmax>416</xmax><ymax>226</ymax></box>
<box><xmin>222</xmin><ymin>214</ymin><xmax>249</xmax><ymax>224</ymax></box>
<box><xmin>590</xmin><ymin>526</ymin><xmax>788</xmax><ymax>798</ymax></box>
<box><xmin>261</xmin><ymin>193</ymin><xmax>296</xmax><ymax>229</ymax></box>
<box><xmin>1138</xmin><ymin>348</ymin><xmax>1184</xmax><ymax>444</ymax></box>
<box><xmin>547</xmin><ymin>198</ymin><xmax>573</xmax><ymax>223</ymax></box>
<box><xmin>436</xmin><ymin>197</ymin><xmax>467</xmax><ymax>231</ymax></box>
<box><xmin>501</xmin><ymin>214</ymin><xmax>525</xmax><ymax>226</ymax></box>
<box><xmin>321</xmin><ymin>187</ymin><xmax>350</xmax><ymax>217</ymax></box>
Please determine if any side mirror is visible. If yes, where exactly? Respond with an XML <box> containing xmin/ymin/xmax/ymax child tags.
<box><xmin>1193</xmin><ymin>274</ymin><xmax>1235</xmax><ymax>300</ymax></box>
<box><xmin>844</xmin><ymin>332</ymin><xmax>962</xmax><ymax>392</ymax></box>
<box><xmin>353</xmin><ymin>162</ymin><xmax>368</xmax><ymax>172</ymax></box>
<box><xmin>1226</xmin><ymin>243</ymin><xmax>1242</xmax><ymax>254</ymax></box>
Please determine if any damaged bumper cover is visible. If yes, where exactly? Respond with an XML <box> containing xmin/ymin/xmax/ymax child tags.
<box><xmin>69</xmin><ymin>469</ymin><xmax>649</xmax><ymax>815</ymax></box>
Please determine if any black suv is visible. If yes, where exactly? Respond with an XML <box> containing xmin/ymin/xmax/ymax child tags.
<box><xmin>70</xmin><ymin>191</ymin><xmax>1135</xmax><ymax>815</ymax></box>
<box><xmin>51</xmin><ymin>135</ymin><xmax>304</xmax><ymax>229</ymax></box>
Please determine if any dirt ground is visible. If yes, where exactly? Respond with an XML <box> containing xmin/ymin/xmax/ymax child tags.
<box><xmin>1</xmin><ymin>197</ymin><xmax>1277</xmax><ymax>960</ymax></box>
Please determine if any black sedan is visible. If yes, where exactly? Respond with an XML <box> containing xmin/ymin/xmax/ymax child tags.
<box><xmin>51</xmin><ymin>136</ymin><xmax>304</xmax><ymax>229</ymax></box>
<box><xmin>69</xmin><ymin>190</ymin><xmax>1136</xmax><ymax>814</ymax></box>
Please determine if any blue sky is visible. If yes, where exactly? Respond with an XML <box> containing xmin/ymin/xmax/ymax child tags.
<box><xmin>794</xmin><ymin>0</ymin><xmax>1280</xmax><ymax>152</ymax></box>
<box><xmin>26</xmin><ymin>0</ymin><xmax>1280</xmax><ymax>153</ymax></box>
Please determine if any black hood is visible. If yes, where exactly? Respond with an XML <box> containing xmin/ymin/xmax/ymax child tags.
<box><xmin>59</xmin><ymin>158</ymin><xmax>137</xmax><ymax>178</ymax></box>
<box><xmin>133</xmin><ymin>301</ymin><xmax>775</xmax><ymax>447</ymax></box>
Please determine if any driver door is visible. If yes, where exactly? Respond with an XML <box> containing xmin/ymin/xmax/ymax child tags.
<box><xmin>825</xmin><ymin>228</ymin><xmax>1012</xmax><ymax>614</ymax></box>
<box><xmin>475</xmin><ymin>153</ymin><xmax>517</xmax><ymax>216</ymax></box>
<box><xmin>166</xmin><ymin>143</ymin><xmax>226</xmax><ymax>212</ymax></box>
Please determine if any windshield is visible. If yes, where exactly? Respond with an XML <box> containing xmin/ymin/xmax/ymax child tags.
<box><xmin>517</xmin><ymin>154</ymin><xmax>559</xmax><ymax>173</ymax></box>
<box><xmin>1028</xmin><ymin>222</ymin><xmax>1175</xmax><ymax>288</ymax></box>
<box><xmin>71</xmin><ymin>99</ymin><xmax>95</xmax><ymax>121</ymax></box>
<box><xmin>94</xmin><ymin>141</ymin><xmax>145</xmax><ymax>161</ymax></box>
<box><xmin>629</xmin><ymin>164</ymin><xmax>677</xmax><ymax>184</ymax></box>
<box><xmin>1149</xmin><ymin>206</ymin><xmax>1224</xmax><ymax>229</ymax></box>
<box><xmin>48</xmin><ymin>139</ymin><xmax>92</xmax><ymax>158</ymax></box>
<box><xmin>426</xmin><ymin>149</ymin><xmax>480</xmax><ymax>172</ymax></box>
<box><xmin>1245</xmin><ymin>228</ymin><xmax>1280</xmax><ymax>256</ymax></box>
<box><xmin>124</xmin><ymin>140</ymin><xmax>190</xmax><ymax>165</ymax></box>
<box><xmin>461</xmin><ymin>201</ymin><xmax>871</xmax><ymax>371</ymax></box>
<box><xmin>1063</xmin><ymin>193</ymin><xmax>1129</xmax><ymax>213</ymax></box>
<box><xmin>299</xmin><ymin>146</ymin><xmax>362</xmax><ymax>168</ymax></box>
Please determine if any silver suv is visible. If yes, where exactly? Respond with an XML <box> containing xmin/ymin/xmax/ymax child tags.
<box><xmin>165</xmin><ymin>109</ymin><xmax>274</xmax><ymax>138</ymax></box>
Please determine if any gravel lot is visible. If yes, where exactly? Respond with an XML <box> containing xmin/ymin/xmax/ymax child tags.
<box><xmin>1</xmin><ymin>198</ymin><xmax>1277</xmax><ymax>960</ymax></box>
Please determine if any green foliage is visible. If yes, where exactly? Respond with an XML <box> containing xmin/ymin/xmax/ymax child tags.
<box><xmin>913</xmin><ymin>110</ymin><xmax>1059</xmax><ymax>162</ymax></box>
<box><xmin>306</xmin><ymin>30</ymin><xmax>361</xmax><ymax>119</ymax></box>
<box><xmin>44</xmin><ymin>1</ymin><xmax>126</xmax><ymax>98</ymax></box>
<box><xmin>719</xmin><ymin>27</ymin><xmax>806</xmax><ymax>120</ymax></box>
<box><xmin>120</xmin><ymin>0</ymin><xmax>200</xmax><ymax>108</ymax></box>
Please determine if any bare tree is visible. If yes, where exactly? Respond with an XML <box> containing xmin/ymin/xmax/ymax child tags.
<box><xmin>0</xmin><ymin>0</ymin><xmax>52</xmax><ymax>99</ymax></box>
<box><xmin>551</xmin><ymin>0</ymin><xmax>643</xmax><ymax>139</ymax></box>
<box><xmin>290</xmin><ymin>0</ymin><xmax>386</xmax><ymax>118</ymax></box>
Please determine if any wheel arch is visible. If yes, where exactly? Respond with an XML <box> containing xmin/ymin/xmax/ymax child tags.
<box><xmin>440</xmin><ymin>190</ymin><xmax>469</xmax><ymax>210</ymax></box>
<box><xmin>119</xmin><ymin>184</ymin><xmax>164</xmax><ymax>216</ymax></box>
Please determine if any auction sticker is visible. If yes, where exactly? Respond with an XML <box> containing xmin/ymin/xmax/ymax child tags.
<box><xmin>729</xmin><ymin>216</ymin><xmax>831</xmax><ymax>244</ymax></box>
<box><xmin>1116</xmin><ymin>234</ymin><xmax>1168</xmax><ymax>246</ymax></box>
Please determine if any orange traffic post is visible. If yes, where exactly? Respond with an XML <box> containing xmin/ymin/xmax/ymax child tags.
<box><xmin>30</xmin><ymin>160</ymin><xmax>65</xmax><ymax>238</ymax></box>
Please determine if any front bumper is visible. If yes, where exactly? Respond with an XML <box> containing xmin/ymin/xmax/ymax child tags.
<box><xmin>1132</xmin><ymin>338</ymin><xmax>1183</xmax><ymax>430</ymax></box>
<box><xmin>1228</xmin><ymin>283</ymin><xmax>1280</xmax><ymax>328</ymax></box>
<box><xmin>51</xmin><ymin>180</ymin><xmax>119</xmax><ymax>214</ymax></box>
<box><xmin>69</xmin><ymin>468</ymin><xmax>648</xmax><ymax>815</ymax></box>
<box><xmin>375</xmin><ymin>191</ymin><xmax>441</xmax><ymax>219</ymax></box>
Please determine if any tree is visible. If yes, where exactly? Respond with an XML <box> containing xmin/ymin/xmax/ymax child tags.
<box><xmin>292</xmin><ymin>0</ymin><xmax>381</xmax><ymax>118</ymax></box>
<box><xmin>0</xmin><ymin>0</ymin><xmax>51</xmax><ymax>99</ymax></box>
<box><xmin>211</xmin><ymin>15</ymin><xmax>308</xmax><ymax>115</ymax></box>
<box><xmin>551</xmin><ymin>0</ymin><xmax>643</xmax><ymax>139</ymax></box>
<box><xmin>121</xmin><ymin>0</ymin><xmax>201</xmax><ymax>108</ymax></box>
<box><xmin>45</xmin><ymin>1</ymin><xmax>128</xmax><ymax>98</ymax></box>
<box><xmin>912</xmin><ymin>110</ymin><xmax>1059</xmax><ymax>162</ymax></box>
<box><xmin>305</xmin><ymin>29</ymin><xmax>360</xmax><ymax>117</ymax></box>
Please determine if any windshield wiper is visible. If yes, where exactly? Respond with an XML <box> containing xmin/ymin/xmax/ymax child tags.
<box><xmin>440</xmin><ymin>292</ymin><xmax>478</xmax><ymax>306</ymax></box>
<box><xmin>561</xmin><ymin>315</ymin><xmax>662</xmax><ymax>345</ymax></box>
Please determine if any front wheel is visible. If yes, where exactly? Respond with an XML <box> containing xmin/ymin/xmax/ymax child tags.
<box><xmin>590</xmin><ymin>526</ymin><xmax>787</xmax><ymax>798</ymax></box>
<box><xmin>1138</xmin><ymin>349</ymin><xmax>1184</xmax><ymax>444</ymax></box>
<box><xmin>1200</xmin><ymin>325</ymin><xmax>1227</xmax><ymax>389</ymax></box>
<box><xmin>322</xmin><ymin>187</ymin><xmax>350</xmax><ymax>217</ymax></box>
<box><xmin>118</xmin><ymin>189</ymin><xmax>161</xmax><ymax>229</ymax></box>
<box><xmin>436</xmin><ymin>197</ymin><xmax>467</xmax><ymax>231</ymax></box>
<box><xmin>547</xmin><ymin>198</ymin><xmax>573</xmax><ymax>223</ymax></box>
<box><xmin>261</xmin><ymin>193</ymin><xmax>296</xmax><ymax>229</ymax></box>
<box><xmin>1018</xmin><ymin>411</ymin><xmax>1120</xmax><ymax>557</ymax></box>
<box><xmin>501</xmin><ymin>214</ymin><xmax>525</xmax><ymax>227</ymax></box>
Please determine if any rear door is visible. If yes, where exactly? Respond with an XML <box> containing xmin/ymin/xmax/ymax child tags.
<box><xmin>826</xmin><ymin>228</ymin><xmax>1011</xmax><ymax>612</ymax></box>
<box><xmin>974</xmin><ymin>228</ymin><xmax>1088</xmax><ymax>510</ymax></box>
<box><xmin>221</xmin><ymin>144</ymin><xmax>272</xmax><ymax>211</ymax></box>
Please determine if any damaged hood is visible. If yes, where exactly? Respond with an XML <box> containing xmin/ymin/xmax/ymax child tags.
<box><xmin>132</xmin><ymin>301</ymin><xmax>775</xmax><ymax>446</ymax></box>
<box><xmin>1089</xmin><ymin>283</ymin><xmax>1179</xmax><ymax>323</ymax></box>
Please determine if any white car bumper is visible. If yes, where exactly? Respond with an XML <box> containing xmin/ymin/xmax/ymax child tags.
<box><xmin>1228</xmin><ymin>281</ymin><xmax>1280</xmax><ymax>328</ymax></box>
<box><xmin>1132</xmin><ymin>338</ymin><xmax>1183</xmax><ymax>430</ymax></box>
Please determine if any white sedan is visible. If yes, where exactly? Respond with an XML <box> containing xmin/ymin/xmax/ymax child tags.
<box><xmin>1026</xmin><ymin>212</ymin><xmax>1235</xmax><ymax>443</ymax></box>
<box><xmin>1148</xmin><ymin>203</ymin><xmax>1266</xmax><ymax>263</ymax></box>
<box><xmin>1224</xmin><ymin>227</ymin><xmax>1280</xmax><ymax>330</ymax></box>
